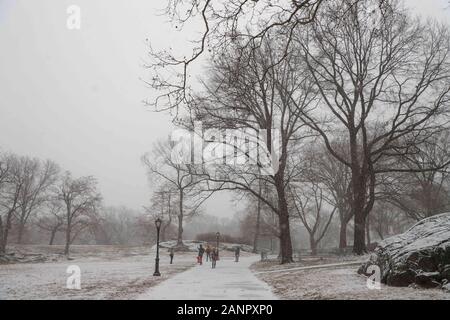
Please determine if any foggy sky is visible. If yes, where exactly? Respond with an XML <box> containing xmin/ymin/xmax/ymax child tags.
<box><xmin>0</xmin><ymin>0</ymin><xmax>448</xmax><ymax>217</ymax></box>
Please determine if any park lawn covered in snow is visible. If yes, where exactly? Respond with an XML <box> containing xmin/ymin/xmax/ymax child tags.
<box><xmin>0</xmin><ymin>245</ymin><xmax>196</xmax><ymax>300</ymax></box>
<box><xmin>252</xmin><ymin>257</ymin><xmax>450</xmax><ymax>300</ymax></box>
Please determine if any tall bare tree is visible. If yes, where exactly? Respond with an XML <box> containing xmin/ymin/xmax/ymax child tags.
<box><xmin>142</xmin><ymin>138</ymin><xmax>212</xmax><ymax>247</ymax></box>
<box><xmin>55</xmin><ymin>172</ymin><xmax>102</xmax><ymax>256</ymax></box>
<box><xmin>0</xmin><ymin>152</ymin><xmax>15</xmax><ymax>254</ymax></box>
<box><xmin>15</xmin><ymin>158</ymin><xmax>59</xmax><ymax>243</ymax></box>
<box><xmin>290</xmin><ymin>176</ymin><xmax>337</xmax><ymax>255</ymax></box>
<box><xmin>188</xmin><ymin>36</ymin><xmax>316</xmax><ymax>263</ymax></box>
<box><xmin>144</xmin><ymin>183</ymin><xmax>178</xmax><ymax>242</ymax></box>
<box><xmin>385</xmin><ymin>132</ymin><xmax>450</xmax><ymax>220</ymax></box>
<box><xmin>0</xmin><ymin>154</ymin><xmax>28</xmax><ymax>254</ymax></box>
<box><xmin>296</xmin><ymin>0</ymin><xmax>450</xmax><ymax>254</ymax></box>
<box><xmin>300</xmin><ymin>141</ymin><xmax>353</xmax><ymax>250</ymax></box>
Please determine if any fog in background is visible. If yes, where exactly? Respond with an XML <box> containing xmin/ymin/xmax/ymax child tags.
<box><xmin>0</xmin><ymin>0</ymin><xmax>448</xmax><ymax>217</ymax></box>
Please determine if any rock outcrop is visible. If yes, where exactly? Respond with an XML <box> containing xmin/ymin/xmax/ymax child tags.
<box><xmin>358</xmin><ymin>212</ymin><xmax>450</xmax><ymax>288</ymax></box>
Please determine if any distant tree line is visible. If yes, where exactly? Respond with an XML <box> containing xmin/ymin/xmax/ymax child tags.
<box><xmin>0</xmin><ymin>151</ymin><xmax>154</xmax><ymax>256</ymax></box>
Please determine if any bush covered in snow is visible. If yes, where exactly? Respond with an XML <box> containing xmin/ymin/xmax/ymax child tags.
<box><xmin>358</xmin><ymin>212</ymin><xmax>450</xmax><ymax>288</ymax></box>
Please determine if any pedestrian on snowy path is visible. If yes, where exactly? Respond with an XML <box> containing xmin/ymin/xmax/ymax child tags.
<box><xmin>211</xmin><ymin>248</ymin><xmax>218</xmax><ymax>269</ymax></box>
<box><xmin>197</xmin><ymin>244</ymin><xmax>205</xmax><ymax>265</ymax></box>
<box><xmin>205</xmin><ymin>244</ymin><xmax>211</xmax><ymax>262</ymax></box>
<box><xmin>169</xmin><ymin>248</ymin><xmax>174</xmax><ymax>264</ymax></box>
<box><xmin>234</xmin><ymin>246</ymin><xmax>240</xmax><ymax>262</ymax></box>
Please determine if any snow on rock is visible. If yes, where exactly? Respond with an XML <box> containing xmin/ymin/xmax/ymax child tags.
<box><xmin>153</xmin><ymin>240</ymin><xmax>253</xmax><ymax>253</ymax></box>
<box><xmin>358</xmin><ymin>212</ymin><xmax>450</xmax><ymax>288</ymax></box>
<box><xmin>443</xmin><ymin>283</ymin><xmax>450</xmax><ymax>293</ymax></box>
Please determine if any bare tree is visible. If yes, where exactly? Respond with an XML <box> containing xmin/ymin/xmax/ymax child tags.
<box><xmin>92</xmin><ymin>206</ymin><xmax>144</xmax><ymax>246</ymax></box>
<box><xmin>302</xmin><ymin>141</ymin><xmax>353</xmax><ymax>250</ymax></box>
<box><xmin>385</xmin><ymin>132</ymin><xmax>450</xmax><ymax>220</ymax></box>
<box><xmin>291</xmin><ymin>179</ymin><xmax>336</xmax><ymax>255</ymax></box>
<box><xmin>142</xmin><ymin>138</ymin><xmax>212</xmax><ymax>247</ymax></box>
<box><xmin>187</xmin><ymin>35</ymin><xmax>316</xmax><ymax>263</ymax></box>
<box><xmin>369</xmin><ymin>201</ymin><xmax>410</xmax><ymax>240</ymax></box>
<box><xmin>36</xmin><ymin>200</ymin><xmax>65</xmax><ymax>245</ymax></box>
<box><xmin>55</xmin><ymin>171</ymin><xmax>102</xmax><ymax>256</ymax></box>
<box><xmin>296</xmin><ymin>0</ymin><xmax>450</xmax><ymax>254</ymax></box>
<box><xmin>0</xmin><ymin>154</ymin><xmax>27</xmax><ymax>254</ymax></box>
<box><xmin>0</xmin><ymin>152</ymin><xmax>14</xmax><ymax>254</ymax></box>
<box><xmin>15</xmin><ymin>158</ymin><xmax>59</xmax><ymax>243</ymax></box>
<box><xmin>145</xmin><ymin>183</ymin><xmax>178</xmax><ymax>242</ymax></box>
<box><xmin>239</xmin><ymin>197</ymin><xmax>279</xmax><ymax>250</ymax></box>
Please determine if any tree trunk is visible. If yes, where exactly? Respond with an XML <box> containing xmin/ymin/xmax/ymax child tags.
<box><xmin>49</xmin><ymin>227</ymin><xmax>58</xmax><ymax>245</ymax></box>
<box><xmin>273</xmin><ymin>128</ymin><xmax>293</xmax><ymax>264</ymax></box>
<box><xmin>366</xmin><ymin>217</ymin><xmax>371</xmax><ymax>246</ymax></box>
<box><xmin>1</xmin><ymin>212</ymin><xmax>12</xmax><ymax>255</ymax></box>
<box><xmin>349</xmin><ymin>131</ymin><xmax>367</xmax><ymax>255</ymax></box>
<box><xmin>0</xmin><ymin>216</ymin><xmax>4</xmax><ymax>255</ymax></box>
<box><xmin>353</xmin><ymin>211</ymin><xmax>366</xmax><ymax>255</ymax></box>
<box><xmin>253</xmin><ymin>183</ymin><xmax>262</xmax><ymax>253</ymax></box>
<box><xmin>17</xmin><ymin>223</ymin><xmax>25</xmax><ymax>244</ymax></box>
<box><xmin>177</xmin><ymin>190</ymin><xmax>184</xmax><ymax>246</ymax></box>
<box><xmin>339</xmin><ymin>221</ymin><xmax>348</xmax><ymax>250</ymax></box>
<box><xmin>161</xmin><ymin>222</ymin><xmax>168</xmax><ymax>242</ymax></box>
<box><xmin>161</xmin><ymin>193</ymin><xmax>172</xmax><ymax>242</ymax></box>
<box><xmin>310</xmin><ymin>235</ymin><xmax>317</xmax><ymax>256</ymax></box>
<box><xmin>64</xmin><ymin>225</ymin><xmax>71</xmax><ymax>256</ymax></box>
<box><xmin>276</xmin><ymin>181</ymin><xmax>293</xmax><ymax>264</ymax></box>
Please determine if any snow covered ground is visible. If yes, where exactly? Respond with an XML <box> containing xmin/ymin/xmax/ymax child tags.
<box><xmin>252</xmin><ymin>257</ymin><xmax>450</xmax><ymax>300</ymax></box>
<box><xmin>0</xmin><ymin>245</ymin><xmax>196</xmax><ymax>300</ymax></box>
<box><xmin>138</xmin><ymin>255</ymin><xmax>278</xmax><ymax>300</ymax></box>
<box><xmin>3</xmin><ymin>245</ymin><xmax>447</xmax><ymax>300</ymax></box>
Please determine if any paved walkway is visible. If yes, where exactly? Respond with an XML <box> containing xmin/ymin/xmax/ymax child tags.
<box><xmin>137</xmin><ymin>255</ymin><xmax>278</xmax><ymax>300</ymax></box>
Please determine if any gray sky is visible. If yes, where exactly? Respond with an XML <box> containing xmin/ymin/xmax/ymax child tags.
<box><xmin>0</xmin><ymin>0</ymin><xmax>448</xmax><ymax>217</ymax></box>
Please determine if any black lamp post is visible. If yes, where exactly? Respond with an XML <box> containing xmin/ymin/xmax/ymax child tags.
<box><xmin>153</xmin><ymin>218</ymin><xmax>162</xmax><ymax>276</ymax></box>
<box><xmin>216</xmin><ymin>232</ymin><xmax>220</xmax><ymax>260</ymax></box>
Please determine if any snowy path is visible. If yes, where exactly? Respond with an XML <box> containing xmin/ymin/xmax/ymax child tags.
<box><xmin>138</xmin><ymin>255</ymin><xmax>278</xmax><ymax>300</ymax></box>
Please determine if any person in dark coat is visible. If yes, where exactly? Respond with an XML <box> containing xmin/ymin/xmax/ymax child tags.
<box><xmin>169</xmin><ymin>248</ymin><xmax>174</xmax><ymax>264</ymax></box>
<box><xmin>211</xmin><ymin>248</ymin><xmax>217</xmax><ymax>269</ymax></box>
<box><xmin>234</xmin><ymin>246</ymin><xmax>241</xmax><ymax>262</ymax></box>
<box><xmin>198</xmin><ymin>244</ymin><xmax>205</xmax><ymax>265</ymax></box>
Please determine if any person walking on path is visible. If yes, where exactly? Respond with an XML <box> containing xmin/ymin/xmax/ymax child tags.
<box><xmin>205</xmin><ymin>244</ymin><xmax>211</xmax><ymax>262</ymax></box>
<box><xmin>169</xmin><ymin>248</ymin><xmax>174</xmax><ymax>264</ymax></box>
<box><xmin>197</xmin><ymin>244</ymin><xmax>205</xmax><ymax>265</ymax></box>
<box><xmin>211</xmin><ymin>248</ymin><xmax>218</xmax><ymax>269</ymax></box>
<box><xmin>234</xmin><ymin>246</ymin><xmax>240</xmax><ymax>262</ymax></box>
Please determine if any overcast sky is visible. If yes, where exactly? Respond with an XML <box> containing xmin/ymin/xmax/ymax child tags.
<box><xmin>0</xmin><ymin>0</ymin><xmax>449</xmax><ymax>217</ymax></box>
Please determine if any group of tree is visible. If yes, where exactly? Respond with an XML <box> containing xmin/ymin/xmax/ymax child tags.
<box><xmin>0</xmin><ymin>151</ymin><xmax>152</xmax><ymax>256</ymax></box>
<box><xmin>145</xmin><ymin>0</ymin><xmax>450</xmax><ymax>262</ymax></box>
<box><xmin>142</xmin><ymin>138</ymin><xmax>216</xmax><ymax>248</ymax></box>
